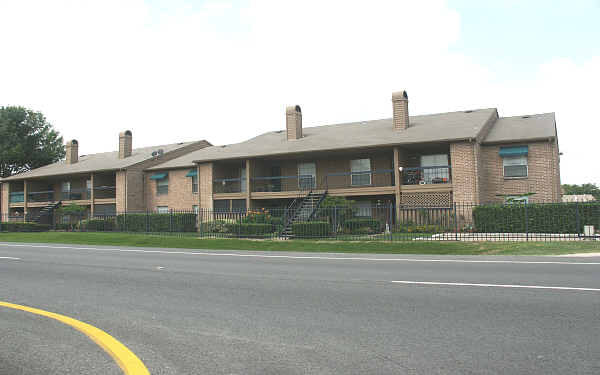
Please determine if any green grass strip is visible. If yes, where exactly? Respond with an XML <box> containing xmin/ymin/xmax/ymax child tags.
<box><xmin>1</xmin><ymin>232</ymin><xmax>600</xmax><ymax>255</ymax></box>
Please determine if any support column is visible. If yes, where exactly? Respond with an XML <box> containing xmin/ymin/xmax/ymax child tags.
<box><xmin>23</xmin><ymin>180</ymin><xmax>28</xmax><ymax>217</ymax></box>
<box><xmin>245</xmin><ymin>159</ymin><xmax>252</xmax><ymax>212</ymax></box>
<box><xmin>90</xmin><ymin>173</ymin><xmax>95</xmax><ymax>217</ymax></box>
<box><xmin>393</xmin><ymin>147</ymin><xmax>408</xmax><ymax>222</ymax></box>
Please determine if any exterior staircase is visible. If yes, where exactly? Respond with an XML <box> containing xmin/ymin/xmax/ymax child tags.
<box><xmin>280</xmin><ymin>191</ymin><xmax>327</xmax><ymax>237</ymax></box>
<box><xmin>31</xmin><ymin>201</ymin><xmax>62</xmax><ymax>224</ymax></box>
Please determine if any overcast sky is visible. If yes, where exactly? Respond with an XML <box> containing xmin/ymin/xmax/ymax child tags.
<box><xmin>1</xmin><ymin>0</ymin><xmax>598</xmax><ymax>184</ymax></box>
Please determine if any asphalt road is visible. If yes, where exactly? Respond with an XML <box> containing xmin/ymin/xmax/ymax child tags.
<box><xmin>1</xmin><ymin>242</ymin><xmax>600</xmax><ymax>375</ymax></box>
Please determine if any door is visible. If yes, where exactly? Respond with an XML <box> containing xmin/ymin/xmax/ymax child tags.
<box><xmin>298</xmin><ymin>162</ymin><xmax>316</xmax><ymax>190</ymax></box>
<box><xmin>420</xmin><ymin>154</ymin><xmax>449</xmax><ymax>184</ymax></box>
<box><xmin>271</xmin><ymin>166</ymin><xmax>282</xmax><ymax>192</ymax></box>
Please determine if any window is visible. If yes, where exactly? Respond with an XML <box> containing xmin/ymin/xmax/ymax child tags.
<box><xmin>354</xmin><ymin>201</ymin><xmax>372</xmax><ymax>217</ymax></box>
<box><xmin>193</xmin><ymin>205</ymin><xmax>199</xmax><ymax>214</ymax></box>
<box><xmin>62</xmin><ymin>181</ymin><xmax>71</xmax><ymax>200</ymax></box>
<box><xmin>505</xmin><ymin>196</ymin><xmax>529</xmax><ymax>204</ymax></box>
<box><xmin>156</xmin><ymin>206</ymin><xmax>169</xmax><ymax>214</ymax></box>
<box><xmin>420</xmin><ymin>154</ymin><xmax>449</xmax><ymax>184</ymax></box>
<box><xmin>298</xmin><ymin>162</ymin><xmax>316</xmax><ymax>190</ymax></box>
<box><xmin>503</xmin><ymin>155</ymin><xmax>528</xmax><ymax>178</ymax></box>
<box><xmin>192</xmin><ymin>175</ymin><xmax>198</xmax><ymax>193</ymax></box>
<box><xmin>214</xmin><ymin>200</ymin><xmax>229</xmax><ymax>212</ymax></box>
<box><xmin>351</xmin><ymin>159</ymin><xmax>371</xmax><ymax>186</ymax></box>
<box><xmin>231</xmin><ymin>199</ymin><xmax>247</xmax><ymax>213</ymax></box>
<box><xmin>156</xmin><ymin>174</ymin><xmax>169</xmax><ymax>195</ymax></box>
<box><xmin>240</xmin><ymin>166</ymin><xmax>247</xmax><ymax>192</ymax></box>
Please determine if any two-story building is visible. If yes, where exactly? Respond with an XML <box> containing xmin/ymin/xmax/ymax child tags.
<box><xmin>0</xmin><ymin>131</ymin><xmax>210</xmax><ymax>222</ymax></box>
<box><xmin>145</xmin><ymin>91</ymin><xmax>560</xmax><ymax>219</ymax></box>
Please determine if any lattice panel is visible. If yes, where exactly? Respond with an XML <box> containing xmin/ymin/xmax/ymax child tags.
<box><xmin>400</xmin><ymin>192</ymin><xmax>453</xmax><ymax>207</ymax></box>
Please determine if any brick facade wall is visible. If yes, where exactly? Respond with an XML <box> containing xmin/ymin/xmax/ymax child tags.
<box><xmin>116</xmin><ymin>171</ymin><xmax>127</xmax><ymax>212</ymax></box>
<box><xmin>145</xmin><ymin>168</ymin><xmax>199</xmax><ymax>211</ymax></box>
<box><xmin>126</xmin><ymin>169</ymin><xmax>145</xmax><ymax>212</ymax></box>
<box><xmin>450</xmin><ymin>142</ymin><xmax>481</xmax><ymax>204</ymax></box>
<box><xmin>480</xmin><ymin>141</ymin><xmax>561</xmax><ymax>203</ymax></box>
<box><xmin>199</xmin><ymin>163</ymin><xmax>213</xmax><ymax>210</ymax></box>
<box><xmin>1</xmin><ymin>183</ymin><xmax>8</xmax><ymax>216</ymax></box>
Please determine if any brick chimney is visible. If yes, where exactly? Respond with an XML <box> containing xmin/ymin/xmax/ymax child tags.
<box><xmin>65</xmin><ymin>139</ymin><xmax>79</xmax><ymax>164</ymax></box>
<box><xmin>286</xmin><ymin>105</ymin><xmax>302</xmax><ymax>140</ymax></box>
<box><xmin>119</xmin><ymin>130</ymin><xmax>132</xmax><ymax>159</ymax></box>
<box><xmin>392</xmin><ymin>90</ymin><xmax>409</xmax><ymax>130</ymax></box>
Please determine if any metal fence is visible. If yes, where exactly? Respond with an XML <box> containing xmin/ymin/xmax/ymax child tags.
<box><xmin>1</xmin><ymin>202</ymin><xmax>599</xmax><ymax>241</ymax></box>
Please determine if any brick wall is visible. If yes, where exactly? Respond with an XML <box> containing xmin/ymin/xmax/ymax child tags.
<box><xmin>480</xmin><ymin>141</ymin><xmax>561</xmax><ymax>203</ymax></box>
<box><xmin>199</xmin><ymin>163</ymin><xmax>213</xmax><ymax>210</ymax></box>
<box><xmin>145</xmin><ymin>168</ymin><xmax>198</xmax><ymax>211</ymax></box>
<box><xmin>116</xmin><ymin>171</ymin><xmax>127</xmax><ymax>212</ymax></box>
<box><xmin>1</xmin><ymin>183</ymin><xmax>8</xmax><ymax>216</ymax></box>
<box><xmin>450</xmin><ymin>142</ymin><xmax>481</xmax><ymax>204</ymax></box>
<box><xmin>126</xmin><ymin>170</ymin><xmax>145</xmax><ymax>212</ymax></box>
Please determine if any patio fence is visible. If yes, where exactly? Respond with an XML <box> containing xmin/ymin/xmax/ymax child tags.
<box><xmin>1</xmin><ymin>202</ymin><xmax>599</xmax><ymax>241</ymax></box>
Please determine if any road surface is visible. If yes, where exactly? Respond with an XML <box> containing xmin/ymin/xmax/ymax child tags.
<box><xmin>1</xmin><ymin>242</ymin><xmax>599</xmax><ymax>374</ymax></box>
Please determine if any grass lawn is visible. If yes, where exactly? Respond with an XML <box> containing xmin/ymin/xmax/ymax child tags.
<box><xmin>1</xmin><ymin>232</ymin><xmax>600</xmax><ymax>255</ymax></box>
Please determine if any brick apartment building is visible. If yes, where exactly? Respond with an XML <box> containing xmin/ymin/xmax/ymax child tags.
<box><xmin>0</xmin><ymin>131</ymin><xmax>210</xmax><ymax>222</ymax></box>
<box><xmin>1</xmin><ymin>90</ymin><xmax>561</xmax><ymax>223</ymax></box>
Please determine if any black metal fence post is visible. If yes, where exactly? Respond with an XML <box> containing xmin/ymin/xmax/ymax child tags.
<box><xmin>576</xmin><ymin>201</ymin><xmax>580</xmax><ymax>238</ymax></box>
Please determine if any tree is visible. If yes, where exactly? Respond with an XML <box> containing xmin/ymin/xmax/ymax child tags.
<box><xmin>562</xmin><ymin>183</ymin><xmax>600</xmax><ymax>200</ymax></box>
<box><xmin>0</xmin><ymin>106</ymin><xmax>65</xmax><ymax>178</ymax></box>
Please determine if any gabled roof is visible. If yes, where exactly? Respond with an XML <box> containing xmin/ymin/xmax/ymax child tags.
<box><xmin>150</xmin><ymin>108</ymin><xmax>499</xmax><ymax>169</ymax></box>
<box><xmin>483</xmin><ymin>113</ymin><xmax>556</xmax><ymax>144</ymax></box>
<box><xmin>1</xmin><ymin>141</ymin><xmax>204</xmax><ymax>181</ymax></box>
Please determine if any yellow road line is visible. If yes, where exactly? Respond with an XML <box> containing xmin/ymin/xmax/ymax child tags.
<box><xmin>0</xmin><ymin>301</ymin><xmax>150</xmax><ymax>375</ymax></box>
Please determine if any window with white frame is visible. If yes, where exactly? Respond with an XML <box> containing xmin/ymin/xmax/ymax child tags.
<box><xmin>354</xmin><ymin>201</ymin><xmax>372</xmax><ymax>217</ymax></box>
<box><xmin>191</xmin><ymin>175</ymin><xmax>198</xmax><ymax>193</ymax></box>
<box><xmin>156</xmin><ymin>175</ymin><xmax>169</xmax><ymax>195</ymax></box>
<box><xmin>193</xmin><ymin>205</ymin><xmax>199</xmax><ymax>214</ymax></box>
<box><xmin>505</xmin><ymin>195</ymin><xmax>529</xmax><ymax>204</ymax></box>
<box><xmin>156</xmin><ymin>206</ymin><xmax>169</xmax><ymax>214</ymax></box>
<box><xmin>350</xmin><ymin>158</ymin><xmax>371</xmax><ymax>186</ymax></box>
<box><xmin>503</xmin><ymin>155</ymin><xmax>528</xmax><ymax>178</ymax></box>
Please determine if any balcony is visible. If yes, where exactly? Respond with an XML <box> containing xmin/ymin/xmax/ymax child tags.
<box><xmin>325</xmin><ymin>170</ymin><xmax>394</xmax><ymax>190</ymax></box>
<box><xmin>402</xmin><ymin>166</ymin><xmax>451</xmax><ymax>185</ymax></box>
<box><xmin>213</xmin><ymin>178</ymin><xmax>244</xmax><ymax>194</ymax></box>
<box><xmin>9</xmin><ymin>192</ymin><xmax>24</xmax><ymax>204</ymax></box>
<box><xmin>252</xmin><ymin>175</ymin><xmax>317</xmax><ymax>193</ymax></box>
<box><xmin>93</xmin><ymin>186</ymin><xmax>116</xmax><ymax>199</ymax></box>
<box><xmin>28</xmin><ymin>190</ymin><xmax>55</xmax><ymax>202</ymax></box>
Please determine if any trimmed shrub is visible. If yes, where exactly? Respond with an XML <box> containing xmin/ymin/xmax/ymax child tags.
<box><xmin>292</xmin><ymin>221</ymin><xmax>331</xmax><ymax>237</ymax></box>
<box><xmin>79</xmin><ymin>218</ymin><xmax>115</xmax><ymax>231</ymax></box>
<box><xmin>225</xmin><ymin>223</ymin><xmax>274</xmax><ymax>237</ymax></box>
<box><xmin>473</xmin><ymin>203</ymin><xmax>600</xmax><ymax>234</ymax></box>
<box><xmin>0</xmin><ymin>222</ymin><xmax>50</xmax><ymax>232</ymax></box>
<box><xmin>200</xmin><ymin>220</ymin><xmax>230</xmax><ymax>234</ymax></box>
<box><xmin>344</xmin><ymin>218</ymin><xmax>382</xmax><ymax>234</ymax></box>
<box><xmin>116</xmin><ymin>213</ymin><xmax>197</xmax><ymax>232</ymax></box>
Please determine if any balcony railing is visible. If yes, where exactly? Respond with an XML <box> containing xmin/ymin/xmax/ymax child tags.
<box><xmin>9</xmin><ymin>192</ymin><xmax>24</xmax><ymax>203</ymax></box>
<box><xmin>94</xmin><ymin>186</ymin><xmax>116</xmax><ymax>199</ymax></box>
<box><xmin>325</xmin><ymin>170</ymin><xmax>395</xmax><ymax>190</ymax></box>
<box><xmin>59</xmin><ymin>188</ymin><xmax>90</xmax><ymax>201</ymax></box>
<box><xmin>402</xmin><ymin>166</ymin><xmax>451</xmax><ymax>185</ymax></box>
<box><xmin>28</xmin><ymin>190</ymin><xmax>54</xmax><ymax>202</ymax></box>
<box><xmin>214</xmin><ymin>178</ymin><xmax>245</xmax><ymax>194</ymax></box>
<box><xmin>251</xmin><ymin>175</ymin><xmax>318</xmax><ymax>193</ymax></box>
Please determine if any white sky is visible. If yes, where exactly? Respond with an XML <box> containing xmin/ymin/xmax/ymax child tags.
<box><xmin>1</xmin><ymin>0</ymin><xmax>598</xmax><ymax>184</ymax></box>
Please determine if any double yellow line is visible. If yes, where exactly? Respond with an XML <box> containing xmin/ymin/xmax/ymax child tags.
<box><xmin>0</xmin><ymin>301</ymin><xmax>150</xmax><ymax>375</ymax></box>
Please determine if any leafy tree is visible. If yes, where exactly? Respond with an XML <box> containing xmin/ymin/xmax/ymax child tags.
<box><xmin>0</xmin><ymin>106</ymin><xmax>65</xmax><ymax>178</ymax></box>
<box><xmin>562</xmin><ymin>183</ymin><xmax>600</xmax><ymax>200</ymax></box>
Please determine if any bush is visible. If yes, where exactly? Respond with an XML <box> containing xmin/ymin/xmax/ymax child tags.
<box><xmin>224</xmin><ymin>223</ymin><xmax>274</xmax><ymax>237</ymax></box>
<box><xmin>241</xmin><ymin>209</ymin><xmax>283</xmax><ymax>227</ymax></box>
<box><xmin>0</xmin><ymin>222</ymin><xmax>50</xmax><ymax>232</ymax></box>
<box><xmin>79</xmin><ymin>218</ymin><xmax>115</xmax><ymax>231</ymax></box>
<box><xmin>116</xmin><ymin>213</ymin><xmax>197</xmax><ymax>232</ymax></box>
<box><xmin>344</xmin><ymin>218</ymin><xmax>382</xmax><ymax>234</ymax></box>
<box><xmin>393</xmin><ymin>224</ymin><xmax>445</xmax><ymax>234</ymax></box>
<box><xmin>200</xmin><ymin>220</ymin><xmax>230</xmax><ymax>234</ymax></box>
<box><xmin>473</xmin><ymin>203</ymin><xmax>600</xmax><ymax>234</ymax></box>
<box><xmin>292</xmin><ymin>221</ymin><xmax>331</xmax><ymax>237</ymax></box>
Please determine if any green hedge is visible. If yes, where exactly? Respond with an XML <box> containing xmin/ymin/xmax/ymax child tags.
<box><xmin>80</xmin><ymin>218</ymin><xmax>116</xmax><ymax>231</ymax></box>
<box><xmin>473</xmin><ymin>203</ymin><xmax>600</xmax><ymax>234</ymax></box>
<box><xmin>116</xmin><ymin>213</ymin><xmax>197</xmax><ymax>232</ymax></box>
<box><xmin>0</xmin><ymin>222</ymin><xmax>50</xmax><ymax>232</ymax></box>
<box><xmin>344</xmin><ymin>218</ymin><xmax>382</xmax><ymax>234</ymax></box>
<box><xmin>224</xmin><ymin>223</ymin><xmax>274</xmax><ymax>237</ymax></box>
<box><xmin>292</xmin><ymin>221</ymin><xmax>331</xmax><ymax>237</ymax></box>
